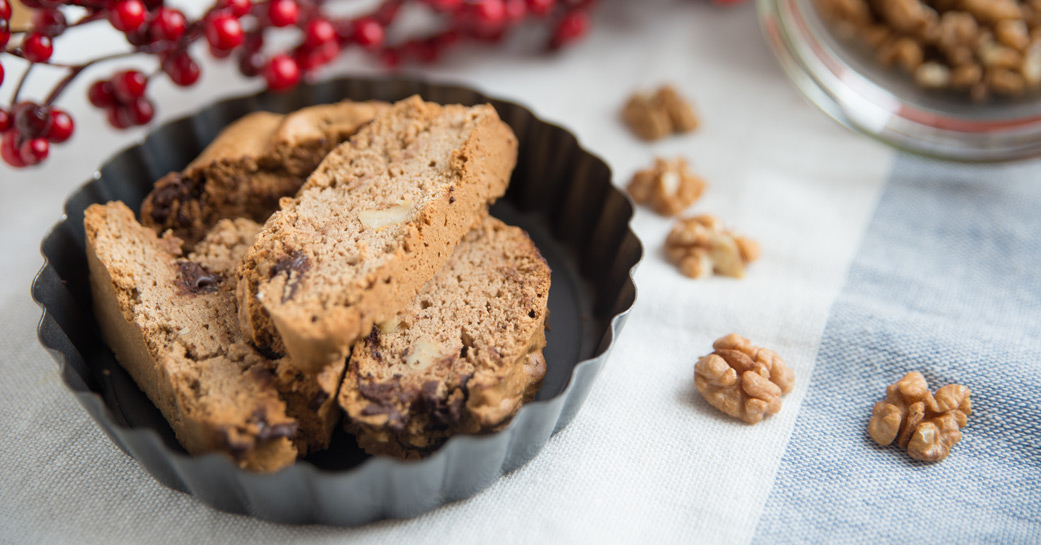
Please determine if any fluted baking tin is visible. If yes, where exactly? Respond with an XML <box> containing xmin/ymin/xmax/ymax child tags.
<box><xmin>32</xmin><ymin>76</ymin><xmax>642</xmax><ymax>525</ymax></box>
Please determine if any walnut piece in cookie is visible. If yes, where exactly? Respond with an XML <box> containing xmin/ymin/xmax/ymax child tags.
<box><xmin>867</xmin><ymin>371</ymin><xmax>972</xmax><ymax>462</ymax></box>
<box><xmin>665</xmin><ymin>214</ymin><xmax>759</xmax><ymax>279</ymax></box>
<box><xmin>694</xmin><ymin>334</ymin><xmax>795</xmax><ymax>424</ymax></box>
<box><xmin>622</xmin><ymin>84</ymin><xmax>700</xmax><ymax>141</ymax></box>
<box><xmin>626</xmin><ymin>157</ymin><xmax>707</xmax><ymax>216</ymax></box>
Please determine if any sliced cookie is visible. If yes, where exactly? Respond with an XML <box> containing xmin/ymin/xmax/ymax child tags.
<box><xmin>141</xmin><ymin>100</ymin><xmax>389</xmax><ymax>247</ymax></box>
<box><xmin>85</xmin><ymin>202</ymin><xmax>345</xmax><ymax>472</ymax></box>
<box><xmin>236</xmin><ymin>95</ymin><xmax>518</xmax><ymax>372</ymax></box>
<box><xmin>338</xmin><ymin>217</ymin><xmax>550</xmax><ymax>459</ymax></box>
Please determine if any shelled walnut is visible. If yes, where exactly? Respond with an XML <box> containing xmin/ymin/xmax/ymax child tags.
<box><xmin>665</xmin><ymin>214</ymin><xmax>759</xmax><ymax>279</ymax></box>
<box><xmin>816</xmin><ymin>0</ymin><xmax>1041</xmax><ymax>100</ymax></box>
<box><xmin>694</xmin><ymin>334</ymin><xmax>795</xmax><ymax>424</ymax></box>
<box><xmin>622</xmin><ymin>84</ymin><xmax>700</xmax><ymax>140</ymax></box>
<box><xmin>867</xmin><ymin>371</ymin><xmax>972</xmax><ymax>462</ymax></box>
<box><xmin>626</xmin><ymin>157</ymin><xmax>707</xmax><ymax>216</ymax></box>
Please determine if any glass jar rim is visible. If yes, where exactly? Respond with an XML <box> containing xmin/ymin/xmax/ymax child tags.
<box><xmin>758</xmin><ymin>0</ymin><xmax>1041</xmax><ymax>162</ymax></box>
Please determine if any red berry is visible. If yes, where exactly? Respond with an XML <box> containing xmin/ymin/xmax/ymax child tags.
<box><xmin>1</xmin><ymin>132</ymin><xmax>26</xmax><ymax>167</ymax></box>
<box><xmin>206</xmin><ymin>14</ymin><xmax>244</xmax><ymax>51</ymax></box>
<box><xmin>220</xmin><ymin>0</ymin><xmax>251</xmax><ymax>17</ymax></box>
<box><xmin>0</xmin><ymin>19</ymin><xmax>9</xmax><ymax>49</ymax></box>
<box><xmin>105</xmin><ymin>106</ymin><xmax>132</xmax><ymax>129</ymax></box>
<box><xmin>13</xmin><ymin>103</ymin><xmax>52</xmax><ymax>137</ymax></box>
<box><xmin>162</xmin><ymin>50</ymin><xmax>200</xmax><ymax>86</ymax></box>
<box><xmin>295</xmin><ymin>41</ymin><xmax>338</xmax><ymax>71</ymax></box>
<box><xmin>109</xmin><ymin>0</ymin><xmax>147</xmax><ymax>33</ymax></box>
<box><xmin>505</xmin><ymin>0</ymin><xmax>526</xmax><ymax>21</ymax></box>
<box><xmin>33</xmin><ymin>8</ymin><xmax>67</xmax><ymax>36</ymax></box>
<box><xmin>20</xmin><ymin>137</ymin><xmax>49</xmax><ymax>165</ymax></box>
<box><xmin>112</xmin><ymin>70</ymin><xmax>148</xmax><ymax>102</ymax></box>
<box><xmin>316</xmin><ymin>42</ymin><xmax>340</xmax><ymax>64</ymax></box>
<box><xmin>45</xmin><ymin>109</ymin><xmax>74</xmax><ymax>143</ymax></box>
<box><xmin>22</xmin><ymin>33</ymin><xmax>53</xmax><ymax>62</ymax></box>
<box><xmin>550</xmin><ymin>10</ymin><xmax>588</xmax><ymax>48</ymax></box>
<box><xmin>126</xmin><ymin>98</ymin><xmax>154</xmax><ymax>125</ymax></box>
<box><xmin>0</xmin><ymin>0</ymin><xmax>11</xmax><ymax>20</ymax></box>
<box><xmin>0</xmin><ymin>109</ymin><xmax>9</xmax><ymax>132</ymax></box>
<box><xmin>470</xmin><ymin>0</ymin><xmax>506</xmax><ymax>30</ymax></box>
<box><xmin>151</xmin><ymin>8</ymin><xmax>187</xmax><ymax>42</ymax></box>
<box><xmin>304</xmin><ymin>18</ymin><xmax>336</xmax><ymax>48</ymax></box>
<box><xmin>266</xmin><ymin>0</ymin><xmax>298</xmax><ymax>27</ymax></box>
<box><xmin>352</xmin><ymin>18</ymin><xmax>384</xmax><ymax>49</ymax></box>
<box><xmin>263</xmin><ymin>54</ymin><xmax>300</xmax><ymax>91</ymax></box>
<box><xmin>88</xmin><ymin>80</ymin><xmax>116</xmax><ymax>107</ymax></box>
<box><xmin>0</xmin><ymin>62</ymin><xmax>4</xmax><ymax>88</ymax></box>
<box><xmin>526</xmin><ymin>0</ymin><xmax>554</xmax><ymax>17</ymax></box>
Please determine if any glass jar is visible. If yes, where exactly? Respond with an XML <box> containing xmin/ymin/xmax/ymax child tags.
<box><xmin>757</xmin><ymin>0</ymin><xmax>1041</xmax><ymax>161</ymax></box>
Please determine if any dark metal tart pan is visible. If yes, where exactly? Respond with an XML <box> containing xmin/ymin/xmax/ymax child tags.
<box><xmin>32</xmin><ymin>76</ymin><xmax>642</xmax><ymax>525</ymax></box>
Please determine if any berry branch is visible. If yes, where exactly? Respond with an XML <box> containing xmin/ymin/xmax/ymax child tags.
<box><xmin>0</xmin><ymin>0</ymin><xmax>597</xmax><ymax>168</ymax></box>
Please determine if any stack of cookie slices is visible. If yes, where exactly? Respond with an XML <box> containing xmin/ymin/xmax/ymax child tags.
<box><xmin>85</xmin><ymin>96</ymin><xmax>552</xmax><ymax>470</ymax></box>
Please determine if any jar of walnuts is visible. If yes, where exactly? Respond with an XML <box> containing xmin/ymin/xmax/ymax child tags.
<box><xmin>758</xmin><ymin>0</ymin><xmax>1041</xmax><ymax>160</ymax></box>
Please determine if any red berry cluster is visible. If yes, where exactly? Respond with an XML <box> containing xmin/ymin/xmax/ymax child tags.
<box><xmin>0</xmin><ymin>102</ymin><xmax>73</xmax><ymax>167</ymax></box>
<box><xmin>88</xmin><ymin>70</ymin><xmax>155</xmax><ymax>128</ymax></box>
<box><xmin>1</xmin><ymin>0</ymin><xmax>598</xmax><ymax>169</ymax></box>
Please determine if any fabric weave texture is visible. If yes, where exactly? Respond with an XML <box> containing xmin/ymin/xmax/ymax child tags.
<box><xmin>754</xmin><ymin>157</ymin><xmax>1041</xmax><ymax>544</ymax></box>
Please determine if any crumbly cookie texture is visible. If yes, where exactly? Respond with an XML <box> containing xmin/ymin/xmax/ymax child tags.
<box><xmin>868</xmin><ymin>371</ymin><xmax>972</xmax><ymax>462</ymax></box>
<box><xmin>694</xmin><ymin>334</ymin><xmax>795</xmax><ymax>424</ymax></box>
<box><xmin>339</xmin><ymin>217</ymin><xmax>550</xmax><ymax>459</ymax></box>
<box><xmin>626</xmin><ymin>157</ymin><xmax>707</xmax><ymax>216</ymax></box>
<box><xmin>622</xmin><ymin>84</ymin><xmax>700</xmax><ymax>141</ymax></box>
<box><xmin>815</xmin><ymin>0</ymin><xmax>1041</xmax><ymax>100</ymax></box>
<box><xmin>85</xmin><ymin>202</ymin><xmax>345</xmax><ymax>472</ymax></box>
<box><xmin>236</xmin><ymin>95</ymin><xmax>518</xmax><ymax>373</ymax></box>
<box><xmin>140</xmin><ymin>100</ymin><xmax>389</xmax><ymax>247</ymax></box>
<box><xmin>665</xmin><ymin>214</ymin><xmax>759</xmax><ymax>279</ymax></box>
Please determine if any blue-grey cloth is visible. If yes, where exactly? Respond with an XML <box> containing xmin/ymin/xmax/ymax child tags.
<box><xmin>754</xmin><ymin>157</ymin><xmax>1041</xmax><ymax>543</ymax></box>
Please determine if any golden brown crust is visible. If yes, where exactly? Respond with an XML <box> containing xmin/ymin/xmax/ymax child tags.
<box><xmin>338</xmin><ymin>217</ymin><xmax>550</xmax><ymax>459</ymax></box>
<box><xmin>85</xmin><ymin>202</ymin><xmax>344</xmax><ymax>471</ymax></box>
<box><xmin>236</xmin><ymin>96</ymin><xmax>518</xmax><ymax>372</ymax></box>
<box><xmin>140</xmin><ymin>102</ymin><xmax>387</xmax><ymax>247</ymax></box>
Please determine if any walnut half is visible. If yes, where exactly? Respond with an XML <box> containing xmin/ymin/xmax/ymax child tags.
<box><xmin>621</xmin><ymin>84</ymin><xmax>700</xmax><ymax>141</ymax></box>
<box><xmin>867</xmin><ymin>372</ymin><xmax>972</xmax><ymax>462</ymax></box>
<box><xmin>665</xmin><ymin>215</ymin><xmax>759</xmax><ymax>279</ymax></box>
<box><xmin>694</xmin><ymin>334</ymin><xmax>795</xmax><ymax>424</ymax></box>
<box><xmin>626</xmin><ymin>157</ymin><xmax>707</xmax><ymax>216</ymax></box>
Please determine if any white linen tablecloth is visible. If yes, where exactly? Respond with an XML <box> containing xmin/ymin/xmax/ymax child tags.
<box><xmin>3</xmin><ymin>1</ymin><xmax>1038</xmax><ymax>543</ymax></box>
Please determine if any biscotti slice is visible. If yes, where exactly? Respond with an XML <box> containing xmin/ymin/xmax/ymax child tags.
<box><xmin>190</xmin><ymin>218</ymin><xmax>346</xmax><ymax>453</ymax></box>
<box><xmin>141</xmin><ymin>100</ymin><xmax>389</xmax><ymax>247</ymax></box>
<box><xmin>85</xmin><ymin>202</ymin><xmax>344</xmax><ymax>471</ymax></box>
<box><xmin>338</xmin><ymin>217</ymin><xmax>550</xmax><ymax>459</ymax></box>
<box><xmin>236</xmin><ymin>95</ymin><xmax>519</xmax><ymax>372</ymax></box>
